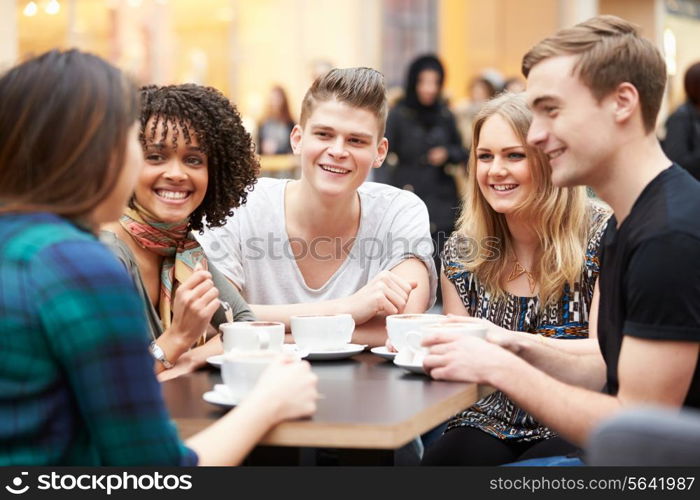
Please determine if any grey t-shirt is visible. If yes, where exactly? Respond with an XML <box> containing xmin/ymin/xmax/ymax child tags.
<box><xmin>100</xmin><ymin>231</ymin><xmax>255</xmax><ymax>341</ymax></box>
<box><xmin>196</xmin><ymin>178</ymin><xmax>437</xmax><ymax>306</ymax></box>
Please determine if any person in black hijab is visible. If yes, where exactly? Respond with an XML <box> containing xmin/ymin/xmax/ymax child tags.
<box><xmin>662</xmin><ymin>61</ymin><xmax>700</xmax><ymax>180</ymax></box>
<box><xmin>384</xmin><ymin>55</ymin><xmax>467</xmax><ymax>296</ymax></box>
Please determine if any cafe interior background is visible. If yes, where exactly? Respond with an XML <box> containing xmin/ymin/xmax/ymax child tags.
<box><xmin>1</xmin><ymin>0</ymin><xmax>699</xmax><ymax>176</ymax></box>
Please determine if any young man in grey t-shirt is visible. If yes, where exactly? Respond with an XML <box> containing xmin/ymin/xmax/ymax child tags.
<box><xmin>198</xmin><ymin>68</ymin><xmax>436</xmax><ymax>346</ymax></box>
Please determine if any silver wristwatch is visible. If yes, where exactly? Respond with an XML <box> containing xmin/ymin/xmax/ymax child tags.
<box><xmin>149</xmin><ymin>341</ymin><xmax>174</xmax><ymax>369</ymax></box>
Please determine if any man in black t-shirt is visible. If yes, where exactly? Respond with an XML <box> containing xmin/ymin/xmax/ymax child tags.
<box><xmin>422</xmin><ymin>15</ymin><xmax>700</xmax><ymax>452</ymax></box>
<box><xmin>595</xmin><ymin>165</ymin><xmax>700</xmax><ymax>409</ymax></box>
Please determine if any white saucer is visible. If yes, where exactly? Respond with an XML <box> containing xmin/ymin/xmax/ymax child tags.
<box><xmin>393</xmin><ymin>357</ymin><xmax>427</xmax><ymax>375</ymax></box>
<box><xmin>206</xmin><ymin>355</ymin><xmax>225</xmax><ymax>368</ymax></box>
<box><xmin>206</xmin><ymin>345</ymin><xmax>308</xmax><ymax>368</ymax></box>
<box><xmin>370</xmin><ymin>346</ymin><xmax>397</xmax><ymax>360</ymax></box>
<box><xmin>304</xmin><ymin>343</ymin><xmax>366</xmax><ymax>361</ymax></box>
<box><xmin>202</xmin><ymin>384</ymin><xmax>240</xmax><ymax>407</ymax></box>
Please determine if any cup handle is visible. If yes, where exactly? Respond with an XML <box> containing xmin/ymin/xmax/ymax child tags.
<box><xmin>345</xmin><ymin>316</ymin><xmax>355</xmax><ymax>336</ymax></box>
<box><xmin>258</xmin><ymin>330</ymin><xmax>270</xmax><ymax>350</ymax></box>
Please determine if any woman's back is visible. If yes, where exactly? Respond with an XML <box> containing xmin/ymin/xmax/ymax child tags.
<box><xmin>0</xmin><ymin>212</ymin><xmax>195</xmax><ymax>465</ymax></box>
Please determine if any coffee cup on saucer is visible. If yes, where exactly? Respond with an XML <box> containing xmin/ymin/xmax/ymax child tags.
<box><xmin>220</xmin><ymin>321</ymin><xmax>285</xmax><ymax>353</ymax></box>
<box><xmin>386</xmin><ymin>313</ymin><xmax>445</xmax><ymax>355</ymax></box>
<box><xmin>290</xmin><ymin>313</ymin><xmax>354</xmax><ymax>351</ymax></box>
<box><xmin>220</xmin><ymin>349</ymin><xmax>278</xmax><ymax>400</ymax></box>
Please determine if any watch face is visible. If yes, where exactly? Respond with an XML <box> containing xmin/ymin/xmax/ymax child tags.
<box><xmin>150</xmin><ymin>341</ymin><xmax>172</xmax><ymax>368</ymax></box>
<box><xmin>150</xmin><ymin>342</ymin><xmax>162</xmax><ymax>356</ymax></box>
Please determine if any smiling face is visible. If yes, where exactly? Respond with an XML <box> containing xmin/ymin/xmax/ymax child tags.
<box><xmin>475</xmin><ymin>113</ymin><xmax>533</xmax><ymax>215</ymax></box>
<box><xmin>135</xmin><ymin>118</ymin><xmax>209</xmax><ymax>222</ymax></box>
<box><xmin>291</xmin><ymin>98</ymin><xmax>388</xmax><ymax>199</ymax></box>
<box><xmin>526</xmin><ymin>55</ymin><xmax>616</xmax><ymax>188</ymax></box>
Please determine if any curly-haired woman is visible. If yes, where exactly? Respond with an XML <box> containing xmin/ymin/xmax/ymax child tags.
<box><xmin>102</xmin><ymin>84</ymin><xmax>260</xmax><ymax>378</ymax></box>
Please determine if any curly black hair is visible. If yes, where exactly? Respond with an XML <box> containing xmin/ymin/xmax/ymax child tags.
<box><xmin>138</xmin><ymin>84</ymin><xmax>259</xmax><ymax>232</ymax></box>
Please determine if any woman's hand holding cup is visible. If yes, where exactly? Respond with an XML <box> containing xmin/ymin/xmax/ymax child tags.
<box><xmin>245</xmin><ymin>356</ymin><xmax>319</xmax><ymax>424</ymax></box>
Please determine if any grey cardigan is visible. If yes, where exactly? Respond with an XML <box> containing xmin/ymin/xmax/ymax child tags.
<box><xmin>100</xmin><ymin>230</ymin><xmax>255</xmax><ymax>341</ymax></box>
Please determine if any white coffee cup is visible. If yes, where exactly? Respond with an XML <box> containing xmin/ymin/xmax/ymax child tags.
<box><xmin>290</xmin><ymin>313</ymin><xmax>355</xmax><ymax>351</ymax></box>
<box><xmin>403</xmin><ymin>321</ymin><xmax>488</xmax><ymax>364</ymax></box>
<box><xmin>386</xmin><ymin>313</ymin><xmax>446</xmax><ymax>353</ymax></box>
<box><xmin>220</xmin><ymin>321</ymin><xmax>285</xmax><ymax>353</ymax></box>
<box><xmin>221</xmin><ymin>350</ymin><xmax>277</xmax><ymax>400</ymax></box>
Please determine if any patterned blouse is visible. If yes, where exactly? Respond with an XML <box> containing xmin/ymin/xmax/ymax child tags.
<box><xmin>441</xmin><ymin>204</ymin><xmax>611</xmax><ymax>442</ymax></box>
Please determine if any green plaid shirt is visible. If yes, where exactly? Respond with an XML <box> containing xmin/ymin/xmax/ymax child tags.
<box><xmin>0</xmin><ymin>213</ymin><xmax>197</xmax><ymax>465</ymax></box>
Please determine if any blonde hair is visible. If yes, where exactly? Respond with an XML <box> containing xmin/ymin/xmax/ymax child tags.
<box><xmin>456</xmin><ymin>92</ymin><xmax>589</xmax><ymax>307</ymax></box>
<box><xmin>299</xmin><ymin>67</ymin><xmax>388</xmax><ymax>138</ymax></box>
<box><xmin>521</xmin><ymin>15</ymin><xmax>666</xmax><ymax>133</ymax></box>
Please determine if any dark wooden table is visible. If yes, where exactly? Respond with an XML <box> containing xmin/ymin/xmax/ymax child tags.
<box><xmin>163</xmin><ymin>352</ymin><xmax>492</xmax><ymax>459</ymax></box>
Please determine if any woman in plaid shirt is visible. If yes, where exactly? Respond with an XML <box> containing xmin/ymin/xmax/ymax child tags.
<box><xmin>0</xmin><ymin>50</ymin><xmax>318</xmax><ymax>466</ymax></box>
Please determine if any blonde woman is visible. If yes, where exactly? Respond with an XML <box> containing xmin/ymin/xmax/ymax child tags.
<box><xmin>422</xmin><ymin>92</ymin><xmax>610</xmax><ymax>465</ymax></box>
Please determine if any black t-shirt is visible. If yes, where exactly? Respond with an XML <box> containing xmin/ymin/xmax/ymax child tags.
<box><xmin>598</xmin><ymin>165</ymin><xmax>700</xmax><ymax>408</ymax></box>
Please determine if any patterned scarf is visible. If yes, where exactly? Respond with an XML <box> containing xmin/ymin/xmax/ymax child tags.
<box><xmin>120</xmin><ymin>201</ymin><xmax>208</xmax><ymax>345</ymax></box>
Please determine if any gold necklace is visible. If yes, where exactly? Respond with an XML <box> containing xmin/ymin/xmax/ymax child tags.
<box><xmin>507</xmin><ymin>257</ymin><xmax>536</xmax><ymax>294</ymax></box>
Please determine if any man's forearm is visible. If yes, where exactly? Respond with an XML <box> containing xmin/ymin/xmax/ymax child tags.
<box><xmin>494</xmin><ymin>334</ymin><xmax>606</xmax><ymax>389</ymax></box>
<box><xmin>517</xmin><ymin>339</ymin><xmax>607</xmax><ymax>390</ymax></box>
<box><xmin>488</xmin><ymin>353</ymin><xmax>621</xmax><ymax>446</ymax></box>
<box><xmin>540</xmin><ymin>336</ymin><xmax>600</xmax><ymax>355</ymax></box>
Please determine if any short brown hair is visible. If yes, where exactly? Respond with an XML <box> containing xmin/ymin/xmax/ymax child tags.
<box><xmin>0</xmin><ymin>49</ymin><xmax>138</xmax><ymax>221</ymax></box>
<box><xmin>522</xmin><ymin>15</ymin><xmax>666</xmax><ymax>133</ymax></box>
<box><xmin>299</xmin><ymin>67</ymin><xmax>388</xmax><ymax>138</ymax></box>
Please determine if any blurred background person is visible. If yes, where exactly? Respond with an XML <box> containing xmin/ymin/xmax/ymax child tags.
<box><xmin>257</xmin><ymin>85</ymin><xmax>296</xmax><ymax>155</ymax></box>
<box><xmin>481</xmin><ymin>68</ymin><xmax>505</xmax><ymax>93</ymax></box>
<box><xmin>310</xmin><ymin>58</ymin><xmax>334</xmax><ymax>83</ymax></box>
<box><xmin>662</xmin><ymin>61</ymin><xmax>700</xmax><ymax>180</ymax></box>
<box><xmin>384</xmin><ymin>54</ymin><xmax>467</xmax><ymax>299</ymax></box>
<box><xmin>454</xmin><ymin>75</ymin><xmax>498</xmax><ymax>149</ymax></box>
<box><xmin>504</xmin><ymin>76</ymin><xmax>526</xmax><ymax>93</ymax></box>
